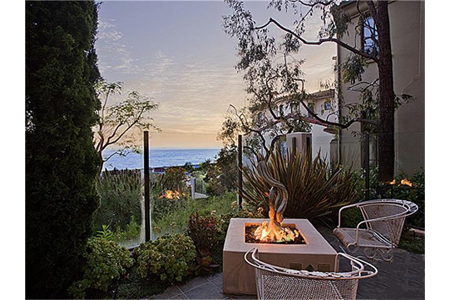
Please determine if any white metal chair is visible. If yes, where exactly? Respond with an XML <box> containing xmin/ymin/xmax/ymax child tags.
<box><xmin>244</xmin><ymin>248</ymin><xmax>377</xmax><ymax>300</ymax></box>
<box><xmin>334</xmin><ymin>199</ymin><xmax>418</xmax><ymax>261</ymax></box>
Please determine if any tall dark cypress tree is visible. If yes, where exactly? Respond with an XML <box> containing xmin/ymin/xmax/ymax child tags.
<box><xmin>26</xmin><ymin>1</ymin><xmax>101</xmax><ymax>298</ymax></box>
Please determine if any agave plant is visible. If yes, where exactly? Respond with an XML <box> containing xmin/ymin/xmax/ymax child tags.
<box><xmin>240</xmin><ymin>148</ymin><xmax>358</xmax><ymax>221</ymax></box>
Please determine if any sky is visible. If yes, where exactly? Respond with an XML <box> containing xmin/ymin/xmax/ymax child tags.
<box><xmin>95</xmin><ymin>0</ymin><xmax>336</xmax><ymax>149</ymax></box>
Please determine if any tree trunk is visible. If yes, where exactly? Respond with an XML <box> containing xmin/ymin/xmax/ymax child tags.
<box><xmin>374</xmin><ymin>1</ymin><xmax>395</xmax><ymax>182</ymax></box>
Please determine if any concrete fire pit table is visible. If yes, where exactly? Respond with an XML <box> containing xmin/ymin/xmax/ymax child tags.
<box><xmin>223</xmin><ymin>218</ymin><xmax>338</xmax><ymax>295</ymax></box>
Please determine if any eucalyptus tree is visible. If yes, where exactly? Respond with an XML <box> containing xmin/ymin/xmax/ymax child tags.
<box><xmin>223</xmin><ymin>0</ymin><xmax>411</xmax><ymax>181</ymax></box>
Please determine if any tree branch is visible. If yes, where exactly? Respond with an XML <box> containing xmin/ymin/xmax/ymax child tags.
<box><xmin>100</xmin><ymin>120</ymin><xmax>126</xmax><ymax>152</ymax></box>
<box><xmin>294</xmin><ymin>95</ymin><xmax>378</xmax><ymax>129</ymax></box>
<box><xmin>265</xmin><ymin>76</ymin><xmax>281</xmax><ymax>121</ymax></box>
<box><xmin>366</xmin><ymin>0</ymin><xmax>378</xmax><ymax>23</ymax></box>
<box><xmin>103</xmin><ymin>149</ymin><xmax>133</xmax><ymax>163</ymax></box>
<box><xmin>255</xmin><ymin>18</ymin><xmax>379</xmax><ymax>63</ymax></box>
<box><xmin>229</xmin><ymin>104</ymin><xmax>271</xmax><ymax>156</ymax></box>
<box><xmin>107</xmin><ymin>107</ymin><xmax>146</xmax><ymax>147</ymax></box>
<box><xmin>297</xmin><ymin>0</ymin><xmax>333</xmax><ymax>7</ymax></box>
<box><xmin>347</xmin><ymin>78</ymin><xmax>379</xmax><ymax>93</ymax></box>
<box><xmin>244</xmin><ymin>145</ymin><xmax>259</xmax><ymax>159</ymax></box>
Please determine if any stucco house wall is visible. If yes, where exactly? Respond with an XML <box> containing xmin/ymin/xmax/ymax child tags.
<box><xmin>337</xmin><ymin>0</ymin><xmax>424</xmax><ymax>175</ymax></box>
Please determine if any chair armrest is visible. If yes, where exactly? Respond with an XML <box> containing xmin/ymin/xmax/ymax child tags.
<box><xmin>338</xmin><ymin>253</ymin><xmax>378</xmax><ymax>279</ymax></box>
<box><xmin>337</xmin><ymin>202</ymin><xmax>363</xmax><ymax>228</ymax></box>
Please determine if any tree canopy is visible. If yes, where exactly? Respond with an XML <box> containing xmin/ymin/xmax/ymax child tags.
<box><xmin>222</xmin><ymin>0</ymin><xmax>411</xmax><ymax>180</ymax></box>
<box><xmin>26</xmin><ymin>1</ymin><xmax>101</xmax><ymax>297</ymax></box>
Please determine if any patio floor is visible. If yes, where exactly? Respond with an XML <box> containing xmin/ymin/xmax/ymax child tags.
<box><xmin>149</xmin><ymin>225</ymin><xmax>425</xmax><ymax>300</ymax></box>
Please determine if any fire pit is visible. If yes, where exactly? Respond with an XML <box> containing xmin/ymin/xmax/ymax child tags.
<box><xmin>223</xmin><ymin>218</ymin><xmax>337</xmax><ymax>295</ymax></box>
<box><xmin>223</xmin><ymin>160</ymin><xmax>337</xmax><ymax>295</ymax></box>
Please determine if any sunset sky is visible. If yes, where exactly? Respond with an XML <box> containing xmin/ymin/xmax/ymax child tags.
<box><xmin>95</xmin><ymin>0</ymin><xmax>336</xmax><ymax>149</ymax></box>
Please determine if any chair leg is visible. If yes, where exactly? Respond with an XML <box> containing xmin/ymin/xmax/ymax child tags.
<box><xmin>347</xmin><ymin>244</ymin><xmax>359</xmax><ymax>254</ymax></box>
<box><xmin>364</xmin><ymin>247</ymin><xmax>377</xmax><ymax>259</ymax></box>
<box><xmin>379</xmin><ymin>248</ymin><xmax>394</xmax><ymax>262</ymax></box>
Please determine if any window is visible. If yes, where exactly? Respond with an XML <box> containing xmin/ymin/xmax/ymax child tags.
<box><xmin>324</xmin><ymin>101</ymin><xmax>331</xmax><ymax>111</ymax></box>
<box><xmin>362</xmin><ymin>16</ymin><xmax>379</xmax><ymax>57</ymax></box>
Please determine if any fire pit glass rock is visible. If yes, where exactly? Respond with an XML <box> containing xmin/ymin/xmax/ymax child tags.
<box><xmin>245</xmin><ymin>222</ymin><xmax>306</xmax><ymax>244</ymax></box>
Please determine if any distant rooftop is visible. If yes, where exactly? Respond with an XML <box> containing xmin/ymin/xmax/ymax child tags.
<box><xmin>274</xmin><ymin>89</ymin><xmax>335</xmax><ymax>105</ymax></box>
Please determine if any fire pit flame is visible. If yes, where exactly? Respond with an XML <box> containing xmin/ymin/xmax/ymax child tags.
<box><xmin>245</xmin><ymin>160</ymin><xmax>305</xmax><ymax>244</ymax></box>
<box><xmin>159</xmin><ymin>190</ymin><xmax>181</xmax><ymax>200</ymax></box>
<box><xmin>253</xmin><ymin>221</ymin><xmax>300</xmax><ymax>243</ymax></box>
<box><xmin>401</xmin><ymin>178</ymin><xmax>413</xmax><ymax>187</ymax></box>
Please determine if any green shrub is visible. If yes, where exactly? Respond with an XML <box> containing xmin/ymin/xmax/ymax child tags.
<box><xmin>135</xmin><ymin>234</ymin><xmax>196</xmax><ymax>283</ymax></box>
<box><xmin>68</xmin><ymin>237</ymin><xmax>134</xmax><ymax>299</ymax></box>
<box><xmin>352</xmin><ymin>167</ymin><xmax>425</xmax><ymax>229</ymax></box>
<box><xmin>113</xmin><ymin>215</ymin><xmax>141</xmax><ymax>242</ymax></box>
<box><xmin>152</xmin><ymin>195</ymin><xmax>185</xmax><ymax>221</ymax></box>
<box><xmin>96</xmin><ymin>225</ymin><xmax>115</xmax><ymax>241</ymax></box>
<box><xmin>95</xmin><ymin>169</ymin><xmax>142</xmax><ymax>235</ymax></box>
<box><xmin>160</xmin><ymin>167</ymin><xmax>187</xmax><ymax>192</ymax></box>
<box><xmin>187</xmin><ymin>213</ymin><xmax>220</xmax><ymax>275</ymax></box>
<box><xmin>390</xmin><ymin>168</ymin><xmax>425</xmax><ymax>229</ymax></box>
<box><xmin>204</xmin><ymin>146</ymin><xmax>238</xmax><ymax>196</ymax></box>
<box><xmin>352</xmin><ymin>166</ymin><xmax>380</xmax><ymax>200</ymax></box>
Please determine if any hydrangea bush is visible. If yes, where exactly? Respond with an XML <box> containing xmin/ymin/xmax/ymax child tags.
<box><xmin>135</xmin><ymin>234</ymin><xmax>196</xmax><ymax>282</ymax></box>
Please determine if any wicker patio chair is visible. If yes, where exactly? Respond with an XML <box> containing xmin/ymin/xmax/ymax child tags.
<box><xmin>244</xmin><ymin>248</ymin><xmax>377</xmax><ymax>300</ymax></box>
<box><xmin>334</xmin><ymin>199</ymin><xmax>418</xmax><ymax>261</ymax></box>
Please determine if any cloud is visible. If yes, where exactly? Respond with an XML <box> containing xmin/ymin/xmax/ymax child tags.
<box><xmin>98</xmin><ymin>20</ymin><xmax>122</xmax><ymax>41</ymax></box>
<box><xmin>95</xmin><ymin>3</ymin><xmax>335</xmax><ymax>148</ymax></box>
<box><xmin>96</xmin><ymin>19</ymin><xmax>139</xmax><ymax>75</ymax></box>
<box><xmin>121</xmin><ymin>52</ymin><xmax>246</xmax><ymax>136</ymax></box>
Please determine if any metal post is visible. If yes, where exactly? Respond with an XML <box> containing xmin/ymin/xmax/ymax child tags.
<box><xmin>237</xmin><ymin>134</ymin><xmax>243</xmax><ymax>208</ymax></box>
<box><xmin>191</xmin><ymin>177</ymin><xmax>196</xmax><ymax>200</ymax></box>
<box><xmin>144</xmin><ymin>131</ymin><xmax>151</xmax><ymax>242</ymax></box>
<box><xmin>364</xmin><ymin>132</ymin><xmax>370</xmax><ymax>201</ymax></box>
<box><xmin>292</xmin><ymin>136</ymin><xmax>297</xmax><ymax>154</ymax></box>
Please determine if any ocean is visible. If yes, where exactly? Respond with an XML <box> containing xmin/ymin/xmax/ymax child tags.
<box><xmin>102</xmin><ymin>148</ymin><xmax>220</xmax><ymax>170</ymax></box>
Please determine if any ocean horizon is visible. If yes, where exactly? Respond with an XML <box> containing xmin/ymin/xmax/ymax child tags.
<box><xmin>102</xmin><ymin>148</ymin><xmax>220</xmax><ymax>170</ymax></box>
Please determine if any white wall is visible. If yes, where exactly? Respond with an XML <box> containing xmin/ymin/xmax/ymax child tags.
<box><xmin>255</xmin><ymin>93</ymin><xmax>337</xmax><ymax>163</ymax></box>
